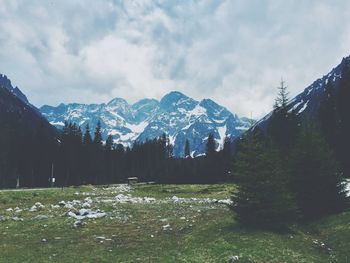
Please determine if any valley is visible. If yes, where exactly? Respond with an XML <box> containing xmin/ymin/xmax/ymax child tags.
<box><xmin>1</xmin><ymin>184</ymin><xmax>350</xmax><ymax>263</ymax></box>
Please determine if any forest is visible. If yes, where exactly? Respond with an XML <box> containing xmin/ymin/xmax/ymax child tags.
<box><xmin>0</xmin><ymin>117</ymin><xmax>233</xmax><ymax>188</ymax></box>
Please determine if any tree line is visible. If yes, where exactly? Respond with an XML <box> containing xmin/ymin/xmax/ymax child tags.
<box><xmin>0</xmin><ymin>118</ymin><xmax>234</xmax><ymax>188</ymax></box>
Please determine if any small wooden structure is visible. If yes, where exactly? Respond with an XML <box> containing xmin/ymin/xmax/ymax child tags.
<box><xmin>127</xmin><ymin>177</ymin><xmax>138</xmax><ymax>185</ymax></box>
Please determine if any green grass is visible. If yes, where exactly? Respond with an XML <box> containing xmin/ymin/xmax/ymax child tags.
<box><xmin>0</xmin><ymin>184</ymin><xmax>349</xmax><ymax>262</ymax></box>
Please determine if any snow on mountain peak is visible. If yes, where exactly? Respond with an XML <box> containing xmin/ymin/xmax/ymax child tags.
<box><xmin>40</xmin><ymin>91</ymin><xmax>252</xmax><ymax>157</ymax></box>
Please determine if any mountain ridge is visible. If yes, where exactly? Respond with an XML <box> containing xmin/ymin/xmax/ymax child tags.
<box><xmin>40</xmin><ymin>91</ymin><xmax>252</xmax><ymax>157</ymax></box>
<box><xmin>253</xmin><ymin>55</ymin><xmax>350</xmax><ymax>131</ymax></box>
<box><xmin>0</xmin><ymin>74</ymin><xmax>57</xmax><ymax>138</ymax></box>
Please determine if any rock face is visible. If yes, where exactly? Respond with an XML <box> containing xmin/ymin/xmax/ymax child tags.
<box><xmin>0</xmin><ymin>74</ymin><xmax>57</xmax><ymax>138</ymax></box>
<box><xmin>40</xmin><ymin>91</ymin><xmax>252</xmax><ymax>157</ymax></box>
<box><xmin>0</xmin><ymin>74</ymin><xmax>29</xmax><ymax>105</ymax></box>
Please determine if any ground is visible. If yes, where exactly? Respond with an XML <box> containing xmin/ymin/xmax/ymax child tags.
<box><xmin>0</xmin><ymin>184</ymin><xmax>349</xmax><ymax>263</ymax></box>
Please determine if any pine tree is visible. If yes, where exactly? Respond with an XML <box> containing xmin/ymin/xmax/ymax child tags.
<box><xmin>166</xmin><ymin>135</ymin><xmax>173</xmax><ymax>159</ymax></box>
<box><xmin>289</xmin><ymin>122</ymin><xmax>348</xmax><ymax>220</ymax></box>
<box><xmin>206</xmin><ymin>133</ymin><xmax>216</xmax><ymax>157</ymax></box>
<box><xmin>103</xmin><ymin>134</ymin><xmax>114</xmax><ymax>184</ymax></box>
<box><xmin>268</xmin><ymin>80</ymin><xmax>299</xmax><ymax>154</ymax></box>
<box><xmin>83</xmin><ymin>124</ymin><xmax>93</xmax><ymax>146</ymax></box>
<box><xmin>222</xmin><ymin>136</ymin><xmax>232</xmax><ymax>179</ymax></box>
<box><xmin>105</xmin><ymin>135</ymin><xmax>114</xmax><ymax>151</ymax></box>
<box><xmin>91</xmin><ymin>120</ymin><xmax>103</xmax><ymax>184</ymax></box>
<box><xmin>223</xmin><ymin>136</ymin><xmax>232</xmax><ymax>158</ymax></box>
<box><xmin>184</xmin><ymin>139</ymin><xmax>190</xmax><ymax>158</ymax></box>
<box><xmin>274</xmin><ymin>79</ymin><xmax>289</xmax><ymax>110</ymax></box>
<box><xmin>93</xmin><ymin>120</ymin><xmax>103</xmax><ymax>147</ymax></box>
<box><xmin>232</xmin><ymin>130</ymin><xmax>297</xmax><ymax>230</ymax></box>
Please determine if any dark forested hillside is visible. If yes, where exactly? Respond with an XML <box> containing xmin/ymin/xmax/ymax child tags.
<box><xmin>0</xmin><ymin>78</ymin><xmax>58</xmax><ymax>188</ymax></box>
<box><xmin>253</xmin><ymin>56</ymin><xmax>350</xmax><ymax>178</ymax></box>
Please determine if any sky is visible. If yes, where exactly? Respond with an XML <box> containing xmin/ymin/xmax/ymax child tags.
<box><xmin>0</xmin><ymin>0</ymin><xmax>350</xmax><ymax>118</ymax></box>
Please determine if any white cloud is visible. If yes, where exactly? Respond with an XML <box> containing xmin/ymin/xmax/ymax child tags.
<box><xmin>0</xmin><ymin>0</ymin><xmax>349</xmax><ymax>118</ymax></box>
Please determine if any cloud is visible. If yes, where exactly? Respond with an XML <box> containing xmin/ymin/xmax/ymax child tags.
<box><xmin>0</xmin><ymin>0</ymin><xmax>349</xmax><ymax>118</ymax></box>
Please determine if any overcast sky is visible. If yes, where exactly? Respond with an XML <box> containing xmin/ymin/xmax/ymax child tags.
<box><xmin>0</xmin><ymin>0</ymin><xmax>349</xmax><ymax>118</ymax></box>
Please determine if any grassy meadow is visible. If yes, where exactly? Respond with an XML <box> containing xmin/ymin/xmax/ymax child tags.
<box><xmin>0</xmin><ymin>184</ymin><xmax>349</xmax><ymax>263</ymax></box>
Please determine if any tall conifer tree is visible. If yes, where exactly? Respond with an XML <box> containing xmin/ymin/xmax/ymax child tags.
<box><xmin>289</xmin><ymin>123</ymin><xmax>348</xmax><ymax>220</ymax></box>
<box><xmin>232</xmin><ymin>130</ymin><xmax>297</xmax><ymax>230</ymax></box>
<box><xmin>184</xmin><ymin>139</ymin><xmax>190</xmax><ymax>158</ymax></box>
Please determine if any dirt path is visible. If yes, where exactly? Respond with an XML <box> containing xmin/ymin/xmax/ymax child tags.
<box><xmin>0</xmin><ymin>187</ymin><xmax>58</xmax><ymax>192</ymax></box>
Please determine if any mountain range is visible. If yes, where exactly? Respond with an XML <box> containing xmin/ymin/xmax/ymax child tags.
<box><xmin>40</xmin><ymin>92</ymin><xmax>252</xmax><ymax>157</ymax></box>
<box><xmin>1</xmin><ymin>55</ymin><xmax>349</xmax><ymax>158</ymax></box>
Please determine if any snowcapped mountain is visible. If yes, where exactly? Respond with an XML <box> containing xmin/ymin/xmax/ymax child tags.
<box><xmin>254</xmin><ymin>55</ymin><xmax>350</xmax><ymax>130</ymax></box>
<box><xmin>40</xmin><ymin>91</ymin><xmax>252</xmax><ymax>156</ymax></box>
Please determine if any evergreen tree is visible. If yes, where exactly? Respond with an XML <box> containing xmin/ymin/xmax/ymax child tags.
<box><xmin>268</xmin><ymin>80</ymin><xmax>299</xmax><ymax>154</ymax></box>
<box><xmin>103</xmin><ymin>134</ymin><xmax>114</xmax><ymax>184</ymax></box>
<box><xmin>83</xmin><ymin>124</ymin><xmax>93</xmax><ymax>146</ymax></box>
<box><xmin>105</xmin><ymin>135</ymin><xmax>114</xmax><ymax>151</ymax></box>
<box><xmin>222</xmin><ymin>136</ymin><xmax>233</xmax><ymax>180</ymax></box>
<box><xmin>91</xmin><ymin>120</ymin><xmax>103</xmax><ymax>184</ymax></box>
<box><xmin>93</xmin><ymin>120</ymin><xmax>103</xmax><ymax>147</ymax></box>
<box><xmin>184</xmin><ymin>139</ymin><xmax>191</xmax><ymax>158</ymax></box>
<box><xmin>206</xmin><ymin>133</ymin><xmax>216</xmax><ymax>157</ymax></box>
<box><xmin>274</xmin><ymin>79</ymin><xmax>289</xmax><ymax>110</ymax></box>
<box><xmin>223</xmin><ymin>136</ymin><xmax>232</xmax><ymax>158</ymax></box>
<box><xmin>165</xmin><ymin>135</ymin><xmax>173</xmax><ymax>159</ymax></box>
<box><xmin>232</xmin><ymin>130</ymin><xmax>297</xmax><ymax>230</ymax></box>
<box><xmin>289</xmin><ymin>122</ymin><xmax>348</xmax><ymax>220</ymax></box>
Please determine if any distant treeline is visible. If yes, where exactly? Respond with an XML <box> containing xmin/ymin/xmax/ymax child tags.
<box><xmin>0</xmin><ymin>119</ymin><xmax>233</xmax><ymax>188</ymax></box>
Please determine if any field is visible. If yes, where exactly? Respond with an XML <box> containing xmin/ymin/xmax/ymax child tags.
<box><xmin>0</xmin><ymin>184</ymin><xmax>349</xmax><ymax>263</ymax></box>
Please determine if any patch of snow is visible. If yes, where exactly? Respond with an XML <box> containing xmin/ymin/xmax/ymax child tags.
<box><xmin>344</xmin><ymin>179</ymin><xmax>350</xmax><ymax>197</ymax></box>
<box><xmin>187</xmin><ymin>105</ymin><xmax>207</xmax><ymax>117</ymax></box>
<box><xmin>212</xmin><ymin>118</ymin><xmax>226</xmax><ymax>124</ymax></box>
<box><xmin>289</xmin><ymin>101</ymin><xmax>304</xmax><ymax>112</ymax></box>
<box><xmin>125</xmin><ymin>121</ymin><xmax>149</xmax><ymax>134</ymax></box>
<box><xmin>49</xmin><ymin>121</ymin><xmax>65</xmax><ymax>127</ymax></box>
<box><xmin>298</xmin><ymin>100</ymin><xmax>309</xmax><ymax>114</ymax></box>
<box><xmin>168</xmin><ymin>134</ymin><xmax>176</xmax><ymax>145</ymax></box>
<box><xmin>217</xmin><ymin>125</ymin><xmax>227</xmax><ymax>140</ymax></box>
<box><xmin>235</xmin><ymin>126</ymin><xmax>249</xmax><ymax>131</ymax></box>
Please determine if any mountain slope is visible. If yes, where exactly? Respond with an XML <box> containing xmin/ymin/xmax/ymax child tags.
<box><xmin>0</xmin><ymin>74</ymin><xmax>30</xmax><ymax>105</ymax></box>
<box><xmin>254</xmin><ymin>56</ymin><xmax>350</xmax><ymax>130</ymax></box>
<box><xmin>0</xmin><ymin>74</ymin><xmax>57</xmax><ymax>138</ymax></box>
<box><xmin>253</xmin><ymin>55</ymin><xmax>350</xmax><ymax>177</ymax></box>
<box><xmin>40</xmin><ymin>91</ymin><xmax>252</xmax><ymax>156</ymax></box>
